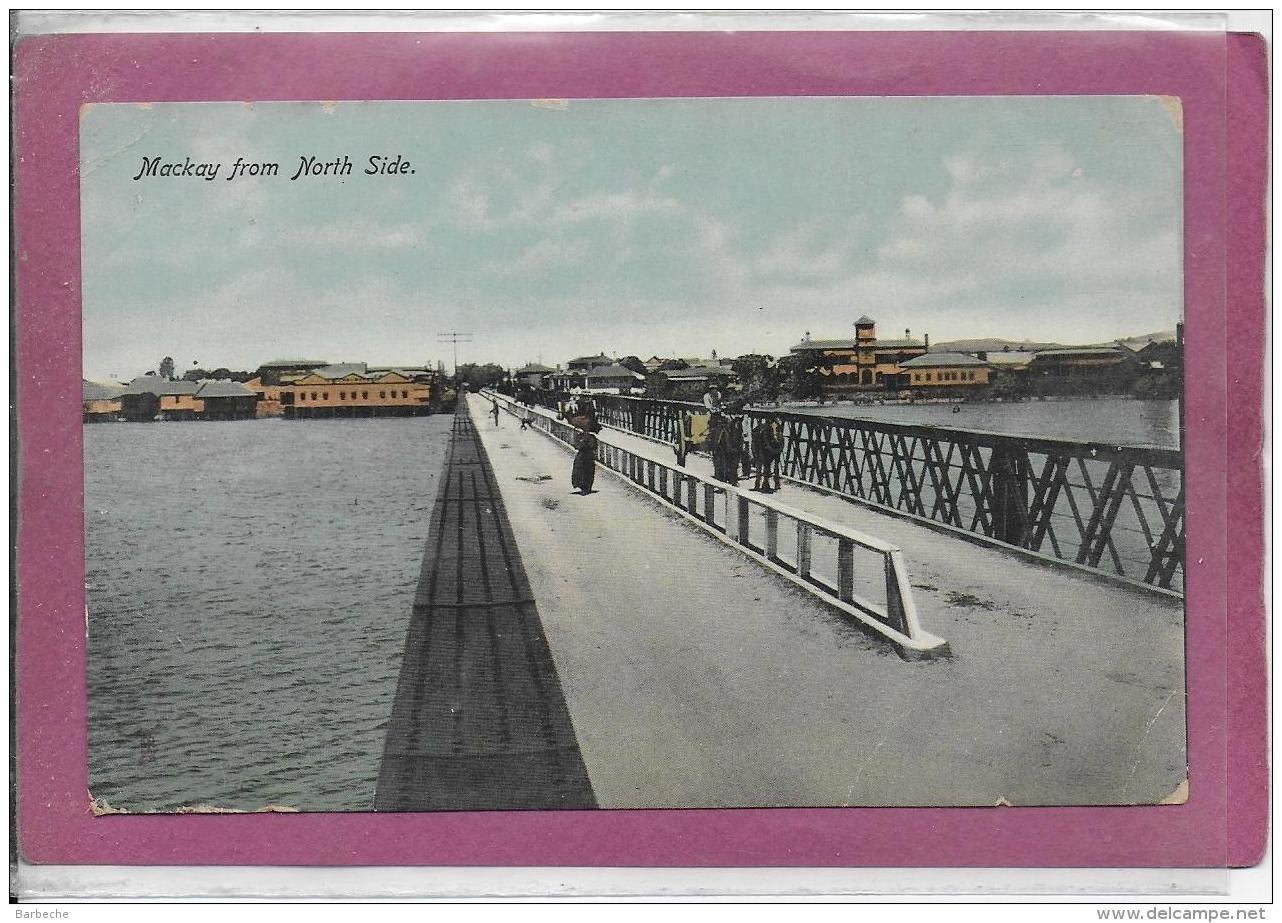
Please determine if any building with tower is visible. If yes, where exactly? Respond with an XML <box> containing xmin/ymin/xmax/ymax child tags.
<box><xmin>789</xmin><ymin>316</ymin><xmax>928</xmax><ymax>396</ymax></box>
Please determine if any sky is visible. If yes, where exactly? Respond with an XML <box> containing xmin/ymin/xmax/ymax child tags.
<box><xmin>79</xmin><ymin>96</ymin><xmax>1183</xmax><ymax>381</ymax></box>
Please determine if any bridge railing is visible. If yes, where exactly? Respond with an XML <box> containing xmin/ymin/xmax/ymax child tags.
<box><xmin>485</xmin><ymin>391</ymin><xmax>949</xmax><ymax>660</ymax></box>
<box><xmin>517</xmin><ymin>391</ymin><xmax>1184</xmax><ymax>595</ymax></box>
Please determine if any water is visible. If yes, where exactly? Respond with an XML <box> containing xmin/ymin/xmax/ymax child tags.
<box><xmin>783</xmin><ymin>397</ymin><xmax>1180</xmax><ymax>448</ymax></box>
<box><xmin>85</xmin><ymin>416</ymin><xmax>453</xmax><ymax>812</ymax></box>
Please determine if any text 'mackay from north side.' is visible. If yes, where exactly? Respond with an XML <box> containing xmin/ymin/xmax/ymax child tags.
<box><xmin>131</xmin><ymin>154</ymin><xmax>415</xmax><ymax>182</ymax></box>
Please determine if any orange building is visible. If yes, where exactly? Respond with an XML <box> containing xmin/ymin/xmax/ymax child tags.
<box><xmin>82</xmin><ymin>380</ymin><xmax>125</xmax><ymax>422</ymax></box>
<box><xmin>894</xmin><ymin>352</ymin><xmax>991</xmax><ymax>389</ymax></box>
<box><xmin>244</xmin><ymin>376</ymin><xmax>290</xmax><ymax>418</ymax></box>
<box><xmin>121</xmin><ymin>376</ymin><xmax>203</xmax><ymax>421</ymax></box>
<box><xmin>792</xmin><ymin>316</ymin><xmax>928</xmax><ymax>393</ymax></box>
<box><xmin>117</xmin><ymin>376</ymin><xmax>258</xmax><ymax>421</ymax></box>
<box><xmin>284</xmin><ymin>363</ymin><xmax>434</xmax><ymax>418</ymax></box>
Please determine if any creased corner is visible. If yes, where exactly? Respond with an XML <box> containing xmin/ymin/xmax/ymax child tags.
<box><xmin>175</xmin><ymin>803</ymin><xmax>300</xmax><ymax>814</ymax></box>
<box><xmin>92</xmin><ymin>793</ymin><xmax>300</xmax><ymax>815</ymax></box>
<box><xmin>90</xmin><ymin>793</ymin><xmax>128</xmax><ymax>815</ymax></box>
<box><xmin>1156</xmin><ymin>95</ymin><xmax>1184</xmax><ymax>134</ymax></box>
<box><xmin>1159</xmin><ymin>778</ymin><xmax>1189</xmax><ymax>805</ymax></box>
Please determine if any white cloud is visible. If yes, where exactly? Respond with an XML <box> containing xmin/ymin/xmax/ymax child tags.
<box><xmin>858</xmin><ymin>142</ymin><xmax>1179</xmax><ymax>327</ymax></box>
<box><xmin>277</xmin><ymin>220</ymin><xmax>428</xmax><ymax>250</ymax></box>
<box><xmin>486</xmin><ymin>237</ymin><xmax>591</xmax><ymax>276</ymax></box>
<box><xmin>548</xmin><ymin>188</ymin><xmax>681</xmax><ymax>226</ymax></box>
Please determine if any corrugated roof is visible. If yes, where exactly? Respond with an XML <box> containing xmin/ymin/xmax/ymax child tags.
<box><xmin>368</xmin><ymin>365</ymin><xmax>432</xmax><ymax>374</ymax></box>
<box><xmin>124</xmin><ymin>376</ymin><xmax>200</xmax><ymax>396</ymax></box>
<box><xmin>83</xmin><ymin>380</ymin><xmax>124</xmax><ymax>400</ymax></box>
<box><xmin>196</xmin><ymin>380</ymin><xmax>256</xmax><ymax>398</ymax></box>
<box><xmin>791</xmin><ymin>338</ymin><xmax>859</xmax><ymax>351</ymax></box>
<box><xmin>662</xmin><ymin>364</ymin><xmax>736</xmax><ymax>380</ymax></box>
<box><xmin>792</xmin><ymin>337</ymin><xmax>925</xmax><ymax>351</ymax></box>
<box><xmin>983</xmin><ymin>351</ymin><xmax>1037</xmax><ymax>365</ymax></box>
<box><xmin>259</xmin><ymin>358</ymin><xmax>328</xmax><ymax>368</ymax></box>
<box><xmin>584</xmin><ymin>363</ymin><xmax>645</xmax><ymax>379</ymax></box>
<box><xmin>898</xmin><ymin>352</ymin><xmax>988</xmax><ymax>368</ymax></box>
<box><xmin>1033</xmin><ymin>347</ymin><xmax>1128</xmax><ymax>359</ymax></box>
<box><xmin>312</xmin><ymin>362</ymin><xmax>369</xmax><ymax>379</ymax></box>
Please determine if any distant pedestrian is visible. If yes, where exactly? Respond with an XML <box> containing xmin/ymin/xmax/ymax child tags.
<box><xmin>571</xmin><ymin>424</ymin><xmax>599</xmax><ymax>494</ymax></box>
<box><xmin>490</xmin><ymin>399</ymin><xmax>500</xmax><ymax>427</ymax></box>
<box><xmin>752</xmin><ymin>416</ymin><xmax>784</xmax><ymax>492</ymax></box>
<box><xmin>520</xmin><ymin>409</ymin><xmax>533</xmax><ymax>430</ymax></box>
<box><xmin>709</xmin><ymin>413</ymin><xmax>738</xmax><ymax>486</ymax></box>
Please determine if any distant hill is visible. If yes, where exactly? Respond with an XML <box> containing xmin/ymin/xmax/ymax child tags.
<box><xmin>1108</xmin><ymin>330</ymin><xmax>1178</xmax><ymax>349</ymax></box>
<box><xmin>931</xmin><ymin>330</ymin><xmax>1177</xmax><ymax>354</ymax></box>
<box><xmin>930</xmin><ymin>337</ymin><xmax>1061</xmax><ymax>353</ymax></box>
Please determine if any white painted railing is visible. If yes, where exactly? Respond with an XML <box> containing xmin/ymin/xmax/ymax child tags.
<box><xmin>484</xmin><ymin>391</ymin><xmax>949</xmax><ymax>660</ymax></box>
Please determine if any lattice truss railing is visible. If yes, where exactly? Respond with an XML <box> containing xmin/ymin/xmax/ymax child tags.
<box><xmin>531</xmin><ymin>393</ymin><xmax>1185</xmax><ymax>593</ymax></box>
<box><xmin>773</xmin><ymin>415</ymin><xmax>1184</xmax><ymax>592</ymax></box>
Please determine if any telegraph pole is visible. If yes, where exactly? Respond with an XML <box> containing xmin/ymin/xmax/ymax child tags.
<box><xmin>436</xmin><ymin>332</ymin><xmax>473</xmax><ymax>378</ymax></box>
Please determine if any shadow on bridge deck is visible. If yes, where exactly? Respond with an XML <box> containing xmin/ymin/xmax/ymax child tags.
<box><xmin>375</xmin><ymin>403</ymin><xmax>596</xmax><ymax>811</ymax></box>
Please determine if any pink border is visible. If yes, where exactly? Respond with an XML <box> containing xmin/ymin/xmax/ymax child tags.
<box><xmin>14</xmin><ymin>30</ymin><xmax>1266</xmax><ymax>868</ymax></box>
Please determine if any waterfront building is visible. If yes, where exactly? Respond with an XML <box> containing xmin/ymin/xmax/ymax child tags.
<box><xmin>121</xmin><ymin>376</ymin><xmax>202</xmax><ymax>421</ymax></box>
<box><xmin>979</xmin><ymin>349</ymin><xmax>1037</xmax><ymax>390</ymax></box>
<box><xmin>893</xmin><ymin>352</ymin><xmax>991</xmax><ymax>391</ymax></box>
<box><xmin>244</xmin><ymin>375</ymin><xmax>290</xmax><ymax>417</ymax></box>
<box><xmin>1130</xmin><ymin>338</ymin><xmax>1183</xmax><ymax>375</ymax></box>
<box><xmin>254</xmin><ymin>358</ymin><xmax>329</xmax><ymax>386</ymax></box>
<box><xmin>790</xmin><ymin>317</ymin><xmax>928</xmax><ymax>395</ymax></box>
<box><xmin>117</xmin><ymin>376</ymin><xmax>261</xmax><ymax>421</ymax></box>
<box><xmin>285</xmin><ymin>367</ymin><xmax>433</xmax><ymax>418</ymax></box>
<box><xmin>195</xmin><ymin>380</ymin><xmax>258</xmax><ymax>420</ymax></box>
<box><xmin>873</xmin><ymin>335</ymin><xmax>930</xmax><ymax>383</ymax></box>
<box><xmin>82</xmin><ymin>380</ymin><xmax>125</xmax><ymax>422</ymax></box>
<box><xmin>247</xmin><ymin>358</ymin><xmax>332</xmax><ymax>416</ymax></box>
<box><xmin>1027</xmin><ymin>346</ymin><xmax>1137</xmax><ymax>395</ymax></box>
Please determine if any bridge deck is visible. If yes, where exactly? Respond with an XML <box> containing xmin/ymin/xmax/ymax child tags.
<box><xmin>375</xmin><ymin>404</ymin><xmax>596</xmax><ymax>811</ymax></box>
<box><xmin>472</xmin><ymin>394</ymin><xmax>1186</xmax><ymax>808</ymax></box>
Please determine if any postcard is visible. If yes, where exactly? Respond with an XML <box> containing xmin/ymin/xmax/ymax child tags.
<box><xmin>13</xmin><ymin>24</ymin><xmax>1267</xmax><ymax>873</ymax></box>
<box><xmin>77</xmin><ymin>94</ymin><xmax>1190</xmax><ymax>814</ymax></box>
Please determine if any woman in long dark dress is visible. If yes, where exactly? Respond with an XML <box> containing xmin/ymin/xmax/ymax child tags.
<box><xmin>571</xmin><ymin>426</ymin><xmax>599</xmax><ymax>494</ymax></box>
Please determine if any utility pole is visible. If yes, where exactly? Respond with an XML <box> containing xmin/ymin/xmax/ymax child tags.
<box><xmin>436</xmin><ymin>332</ymin><xmax>473</xmax><ymax>377</ymax></box>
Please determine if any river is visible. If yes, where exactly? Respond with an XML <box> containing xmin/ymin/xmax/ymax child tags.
<box><xmin>781</xmin><ymin>397</ymin><xmax>1180</xmax><ymax>448</ymax></box>
<box><xmin>85</xmin><ymin>415</ymin><xmax>452</xmax><ymax>812</ymax></box>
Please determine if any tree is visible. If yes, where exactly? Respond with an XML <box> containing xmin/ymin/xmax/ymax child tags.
<box><xmin>782</xmin><ymin>350</ymin><xmax>831</xmax><ymax>401</ymax></box>
<box><xmin>617</xmin><ymin>355</ymin><xmax>647</xmax><ymax>374</ymax></box>
<box><xmin>730</xmin><ymin>354</ymin><xmax>781</xmax><ymax>401</ymax></box>
<box><xmin>454</xmin><ymin>362</ymin><xmax>507</xmax><ymax>391</ymax></box>
<box><xmin>159</xmin><ymin>357</ymin><xmax>175</xmax><ymax>380</ymax></box>
<box><xmin>183</xmin><ymin>368</ymin><xmax>210</xmax><ymax>382</ymax></box>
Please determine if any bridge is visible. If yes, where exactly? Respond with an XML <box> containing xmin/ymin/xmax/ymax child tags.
<box><xmin>535</xmin><ymin>392</ymin><xmax>1185</xmax><ymax>596</ymax></box>
<box><xmin>375</xmin><ymin>392</ymin><xmax>1186</xmax><ymax>810</ymax></box>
